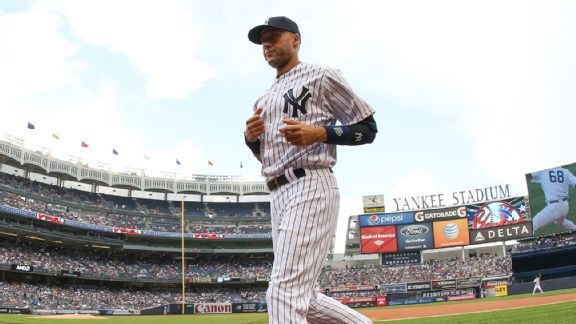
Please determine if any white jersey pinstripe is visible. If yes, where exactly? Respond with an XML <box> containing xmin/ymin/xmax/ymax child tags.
<box><xmin>531</xmin><ymin>167</ymin><xmax>576</xmax><ymax>232</ymax></box>
<box><xmin>255</xmin><ymin>62</ymin><xmax>375</xmax><ymax>178</ymax></box>
<box><xmin>256</xmin><ymin>62</ymin><xmax>374</xmax><ymax>323</ymax></box>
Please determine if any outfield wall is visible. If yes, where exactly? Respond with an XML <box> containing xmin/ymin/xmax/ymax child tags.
<box><xmin>508</xmin><ymin>276</ymin><xmax>576</xmax><ymax>295</ymax></box>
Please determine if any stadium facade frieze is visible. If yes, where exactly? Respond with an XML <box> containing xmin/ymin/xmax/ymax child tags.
<box><xmin>390</xmin><ymin>184</ymin><xmax>511</xmax><ymax>211</ymax></box>
<box><xmin>0</xmin><ymin>141</ymin><xmax>268</xmax><ymax>195</ymax></box>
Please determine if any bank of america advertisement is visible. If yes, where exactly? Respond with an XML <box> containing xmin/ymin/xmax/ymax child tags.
<box><xmin>433</xmin><ymin>218</ymin><xmax>470</xmax><ymax>248</ymax></box>
<box><xmin>358</xmin><ymin>212</ymin><xmax>414</xmax><ymax>227</ymax></box>
<box><xmin>360</xmin><ymin>226</ymin><xmax>398</xmax><ymax>254</ymax></box>
<box><xmin>396</xmin><ymin>223</ymin><xmax>434</xmax><ymax>251</ymax></box>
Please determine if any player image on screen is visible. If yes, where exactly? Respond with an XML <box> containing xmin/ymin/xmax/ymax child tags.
<box><xmin>527</xmin><ymin>165</ymin><xmax>576</xmax><ymax>235</ymax></box>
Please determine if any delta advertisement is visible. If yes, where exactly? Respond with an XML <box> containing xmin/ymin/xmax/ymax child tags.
<box><xmin>396</xmin><ymin>223</ymin><xmax>434</xmax><ymax>251</ymax></box>
<box><xmin>360</xmin><ymin>226</ymin><xmax>397</xmax><ymax>254</ymax></box>
<box><xmin>469</xmin><ymin>221</ymin><xmax>533</xmax><ymax>244</ymax></box>
<box><xmin>358</xmin><ymin>212</ymin><xmax>414</xmax><ymax>227</ymax></box>
<box><xmin>432</xmin><ymin>218</ymin><xmax>470</xmax><ymax>248</ymax></box>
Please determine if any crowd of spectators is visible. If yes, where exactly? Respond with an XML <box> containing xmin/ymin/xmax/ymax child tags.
<box><xmin>514</xmin><ymin>230</ymin><xmax>576</xmax><ymax>252</ymax></box>
<box><xmin>320</xmin><ymin>254</ymin><xmax>511</xmax><ymax>288</ymax></box>
<box><xmin>0</xmin><ymin>188</ymin><xmax>272</xmax><ymax>235</ymax></box>
<box><xmin>0</xmin><ymin>282</ymin><xmax>267</xmax><ymax>310</ymax></box>
<box><xmin>0</xmin><ymin>239</ymin><xmax>512</xmax><ymax>287</ymax></box>
<box><xmin>0</xmin><ymin>242</ymin><xmax>273</xmax><ymax>281</ymax></box>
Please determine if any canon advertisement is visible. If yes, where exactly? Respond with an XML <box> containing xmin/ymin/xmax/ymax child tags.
<box><xmin>358</xmin><ymin>212</ymin><xmax>414</xmax><ymax>227</ymax></box>
<box><xmin>194</xmin><ymin>303</ymin><xmax>232</xmax><ymax>314</ymax></box>
<box><xmin>469</xmin><ymin>222</ymin><xmax>533</xmax><ymax>244</ymax></box>
<box><xmin>396</xmin><ymin>223</ymin><xmax>434</xmax><ymax>251</ymax></box>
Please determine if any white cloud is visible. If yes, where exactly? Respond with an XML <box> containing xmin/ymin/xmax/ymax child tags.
<box><xmin>47</xmin><ymin>0</ymin><xmax>216</xmax><ymax>99</ymax></box>
<box><xmin>306</xmin><ymin>0</ymin><xmax>576</xmax><ymax>186</ymax></box>
<box><xmin>0</xmin><ymin>8</ymin><xmax>83</xmax><ymax>101</ymax></box>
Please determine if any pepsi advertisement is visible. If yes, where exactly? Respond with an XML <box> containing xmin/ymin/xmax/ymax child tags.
<box><xmin>359</xmin><ymin>212</ymin><xmax>415</xmax><ymax>227</ymax></box>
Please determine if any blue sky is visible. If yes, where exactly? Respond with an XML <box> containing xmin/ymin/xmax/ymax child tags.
<box><xmin>1</xmin><ymin>0</ymin><xmax>575</xmax><ymax>252</ymax></box>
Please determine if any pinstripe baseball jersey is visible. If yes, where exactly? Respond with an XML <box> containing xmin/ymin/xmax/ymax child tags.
<box><xmin>254</xmin><ymin>62</ymin><xmax>375</xmax><ymax>178</ymax></box>
<box><xmin>531</xmin><ymin>167</ymin><xmax>576</xmax><ymax>202</ymax></box>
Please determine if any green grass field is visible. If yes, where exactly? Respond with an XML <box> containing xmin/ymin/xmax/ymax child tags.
<box><xmin>1</xmin><ymin>289</ymin><xmax>575</xmax><ymax>324</ymax></box>
<box><xmin>527</xmin><ymin>163</ymin><xmax>576</xmax><ymax>236</ymax></box>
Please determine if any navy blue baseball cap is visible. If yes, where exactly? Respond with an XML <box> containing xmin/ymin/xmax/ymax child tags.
<box><xmin>248</xmin><ymin>16</ymin><xmax>300</xmax><ymax>44</ymax></box>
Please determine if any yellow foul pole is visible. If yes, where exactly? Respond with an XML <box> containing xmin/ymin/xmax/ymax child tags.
<box><xmin>181</xmin><ymin>198</ymin><xmax>185</xmax><ymax>314</ymax></box>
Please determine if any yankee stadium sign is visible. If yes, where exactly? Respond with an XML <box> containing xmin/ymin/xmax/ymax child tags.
<box><xmin>391</xmin><ymin>184</ymin><xmax>511</xmax><ymax>211</ymax></box>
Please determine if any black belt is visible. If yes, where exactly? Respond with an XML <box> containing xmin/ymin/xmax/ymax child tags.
<box><xmin>267</xmin><ymin>168</ymin><xmax>306</xmax><ymax>191</ymax></box>
<box><xmin>549</xmin><ymin>197</ymin><xmax>568</xmax><ymax>204</ymax></box>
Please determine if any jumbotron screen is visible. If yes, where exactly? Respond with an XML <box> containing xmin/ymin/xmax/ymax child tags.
<box><xmin>525</xmin><ymin>161</ymin><xmax>576</xmax><ymax>237</ymax></box>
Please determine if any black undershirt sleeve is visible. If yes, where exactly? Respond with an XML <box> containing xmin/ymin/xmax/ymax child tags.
<box><xmin>324</xmin><ymin>115</ymin><xmax>378</xmax><ymax>145</ymax></box>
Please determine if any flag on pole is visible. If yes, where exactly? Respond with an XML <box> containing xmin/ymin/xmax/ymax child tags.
<box><xmin>240</xmin><ymin>161</ymin><xmax>243</xmax><ymax>168</ymax></box>
<box><xmin>208</xmin><ymin>160</ymin><xmax>214</xmax><ymax>167</ymax></box>
<box><xmin>27</xmin><ymin>122</ymin><xmax>35</xmax><ymax>130</ymax></box>
<box><xmin>176</xmin><ymin>159</ymin><xmax>181</xmax><ymax>165</ymax></box>
<box><xmin>112</xmin><ymin>148</ymin><xmax>118</xmax><ymax>155</ymax></box>
<box><xmin>52</xmin><ymin>133</ymin><xmax>60</xmax><ymax>140</ymax></box>
<box><xmin>81</xmin><ymin>141</ymin><xmax>89</xmax><ymax>148</ymax></box>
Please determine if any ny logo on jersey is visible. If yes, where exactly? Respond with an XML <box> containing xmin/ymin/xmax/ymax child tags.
<box><xmin>283</xmin><ymin>86</ymin><xmax>312</xmax><ymax>117</ymax></box>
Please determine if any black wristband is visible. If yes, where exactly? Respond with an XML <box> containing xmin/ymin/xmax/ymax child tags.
<box><xmin>324</xmin><ymin>115</ymin><xmax>377</xmax><ymax>146</ymax></box>
<box><xmin>244</xmin><ymin>135</ymin><xmax>261</xmax><ymax>156</ymax></box>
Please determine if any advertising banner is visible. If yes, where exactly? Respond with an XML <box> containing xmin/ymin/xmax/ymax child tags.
<box><xmin>431</xmin><ymin>279</ymin><xmax>457</xmax><ymax>290</ymax></box>
<box><xmin>495</xmin><ymin>285</ymin><xmax>508</xmax><ymax>296</ymax></box>
<box><xmin>484</xmin><ymin>278</ymin><xmax>509</xmax><ymax>288</ymax></box>
<box><xmin>433</xmin><ymin>218</ymin><xmax>470</xmax><ymax>248</ymax></box>
<box><xmin>327</xmin><ymin>286</ymin><xmax>376</xmax><ymax>293</ymax></box>
<box><xmin>470</xmin><ymin>222</ymin><xmax>533</xmax><ymax>244</ymax></box>
<box><xmin>381</xmin><ymin>251</ymin><xmax>421</xmax><ymax>266</ymax></box>
<box><xmin>406</xmin><ymin>281</ymin><xmax>432</xmax><ymax>292</ymax></box>
<box><xmin>456</xmin><ymin>277</ymin><xmax>482</xmax><ymax>288</ymax></box>
<box><xmin>467</xmin><ymin>197</ymin><xmax>526</xmax><ymax>229</ymax></box>
<box><xmin>231</xmin><ymin>303</ymin><xmax>263</xmax><ymax>313</ymax></box>
<box><xmin>11</xmin><ymin>264</ymin><xmax>33</xmax><ymax>272</ymax></box>
<box><xmin>194</xmin><ymin>303</ymin><xmax>232</xmax><ymax>314</ymax></box>
<box><xmin>358</xmin><ymin>212</ymin><xmax>414</xmax><ymax>227</ymax></box>
<box><xmin>396</xmin><ymin>223</ymin><xmax>433</xmax><ymax>251</ymax></box>
<box><xmin>37</xmin><ymin>213</ymin><xmax>64</xmax><ymax>224</ymax></box>
<box><xmin>60</xmin><ymin>270</ymin><xmax>81</xmax><ymax>277</ymax></box>
<box><xmin>112</xmin><ymin>227</ymin><xmax>142</xmax><ymax>235</ymax></box>
<box><xmin>381</xmin><ymin>283</ymin><xmax>408</xmax><ymax>294</ymax></box>
<box><xmin>360</xmin><ymin>226</ymin><xmax>397</xmax><ymax>254</ymax></box>
<box><xmin>414</xmin><ymin>206</ymin><xmax>467</xmax><ymax>223</ymax></box>
<box><xmin>376</xmin><ymin>296</ymin><xmax>387</xmax><ymax>306</ymax></box>
<box><xmin>421</xmin><ymin>288</ymin><xmax>475</xmax><ymax>299</ymax></box>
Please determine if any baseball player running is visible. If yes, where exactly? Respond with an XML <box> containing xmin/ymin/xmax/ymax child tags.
<box><xmin>529</xmin><ymin>166</ymin><xmax>576</xmax><ymax>233</ymax></box>
<box><xmin>533</xmin><ymin>273</ymin><xmax>543</xmax><ymax>294</ymax></box>
<box><xmin>244</xmin><ymin>16</ymin><xmax>377</xmax><ymax>324</ymax></box>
